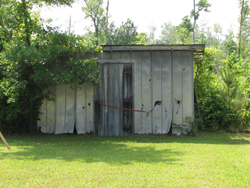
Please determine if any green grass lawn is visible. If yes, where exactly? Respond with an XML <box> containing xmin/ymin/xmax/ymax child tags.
<box><xmin>0</xmin><ymin>132</ymin><xmax>249</xmax><ymax>188</ymax></box>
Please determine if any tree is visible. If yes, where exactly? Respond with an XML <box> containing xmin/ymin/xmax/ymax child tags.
<box><xmin>147</xmin><ymin>24</ymin><xmax>157</xmax><ymax>44</ymax></box>
<box><xmin>112</xmin><ymin>18</ymin><xmax>138</xmax><ymax>45</ymax></box>
<box><xmin>176</xmin><ymin>16</ymin><xmax>193</xmax><ymax>44</ymax></box>
<box><xmin>213</xmin><ymin>23</ymin><xmax>222</xmax><ymax>47</ymax></box>
<box><xmin>0</xmin><ymin>0</ymin><xmax>99</xmax><ymax>133</ymax></box>
<box><xmin>238</xmin><ymin>0</ymin><xmax>250</xmax><ymax>58</ymax></box>
<box><xmin>191</xmin><ymin>0</ymin><xmax>211</xmax><ymax>43</ymax></box>
<box><xmin>219</xmin><ymin>53</ymin><xmax>239</xmax><ymax>129</ymax></box>
<box><xmin>160</xmin><ymin>22</ymin><xmax>178</xmax><ymax>44</ymax></box>
<box><xmin>82</xmin><ymin>0</ymin><xmax>109</xmax><ymax>45</ymax></box>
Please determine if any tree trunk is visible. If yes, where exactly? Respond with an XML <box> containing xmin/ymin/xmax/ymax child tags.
<box><xmin>68</xmin><ymin>15</ymin><xmax>71</xmax><ymax>34</ymax></box>
<box><xmin>193</xmin><ymin>0</ymin><xmax>196</xmax><ymax>43</ymax></box>
<box><xmin>105</xmin><ymin>0</ymin><xmax>109</xmax><ymax>44</ymax></box>
<box><xmin>238</xmin><ymin>0</ymin><xmax>245</xmax><ymax>58</ymax></box>
<box><xmin>22</xmin><ymin>0</ymin><xmax>31</xmax><ymax>46</ymax></box>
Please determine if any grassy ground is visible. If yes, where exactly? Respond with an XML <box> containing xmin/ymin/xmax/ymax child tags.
<box><xmin>0</xmin><ymin>132</ymin><xmax>249</xmax><ymax>188</ymax></box>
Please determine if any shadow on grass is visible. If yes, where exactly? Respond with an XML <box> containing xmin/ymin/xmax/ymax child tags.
<box><xmin>0</xmin><ymin>135</ymin><xmax>182</xmax><ymax>165</ymax></box>
<box><xmin>0</xmin><ymin>132</ymin><xmax>249</xmax><ymax>164</ymax></box>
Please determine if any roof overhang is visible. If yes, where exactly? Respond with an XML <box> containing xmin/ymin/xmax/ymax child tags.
<box><xmin>101</xmin><ymin>45</ymin><xmax>205</xmax><ymax>61</ymax></box>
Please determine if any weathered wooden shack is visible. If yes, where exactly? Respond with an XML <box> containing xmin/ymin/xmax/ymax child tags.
<box><xmin>38</xmin><ymin>45</ymin><xmax>205</xmax><ymax>136</ymax></box>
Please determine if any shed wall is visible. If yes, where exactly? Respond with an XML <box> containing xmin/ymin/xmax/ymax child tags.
<box><xmin>38</xmin><ymin>50</ymin><xmax>194</xmax><ymax>135</ymax></box>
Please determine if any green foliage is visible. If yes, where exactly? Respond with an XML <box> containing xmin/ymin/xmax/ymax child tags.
<box><xmin>0</xmin><ymin>0</ymin><xmax>99</xmax><ymax>133</ymax></box>
<box><xmin>111</xmin><ymin>18</ymin><xmax>138</xmax><ymax>45</ymax></box>
<box><xmin>82</xmin><ymin>0</ymin><xmax>108</xmax><ymax>45</ymax></box>
<box><xmin>179</xmin><ymin>15</ymin><xmax>193</xmax><ymax>33</ymax></box>
<box><xmin>160</xmin><ymin>22</ymin><xmax>178</xmax><ymax>44</ymax></box>
<box><xmin>195</xmin><ymin>45</ymin><xmax>250</xmax><ymax>132</ymax></box>
<box><xmin>160</xmin><ymin>21</ymin><xmax>193</xmax><ymax>44</ymax></box>
<box><xmin>190</xmin><ymin>0</ymin><xmax>211</xmax><ymax>21</ymax></box>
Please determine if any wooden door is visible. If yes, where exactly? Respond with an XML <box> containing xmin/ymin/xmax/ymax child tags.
<box><xmin>95</xmin><ymin>63</ymin><xmax>133</xmax><ymax>136</ymax></box>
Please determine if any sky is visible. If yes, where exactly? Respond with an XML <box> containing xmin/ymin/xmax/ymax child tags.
<box><xmin>39</xmin><ymin>0</ymin><xmax>240</xmax><ymax>39</ymax></box>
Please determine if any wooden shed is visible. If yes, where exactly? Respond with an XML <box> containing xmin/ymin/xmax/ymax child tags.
<box><xmin>38</xmin><ymin>45</ymin><xmax>205</xmax><ymax>136</ymax></box>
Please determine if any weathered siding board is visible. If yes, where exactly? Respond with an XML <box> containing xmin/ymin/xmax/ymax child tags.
<box><xmin>76</xmin><ymin>84</ymin><xmax>86</xmax><ymax>134</ymax></box>
<box><xmin>113</xmin><ymin>64</ymin><xmax>120</xmax><ymax>136</ymax></box>
<box><xmin>111</xmin><ymin>53</ymin><xmax>122</xmax><ymax>136</ymax></box>
<box><xmin>182</xmin><ymin>51</ymin><xmax>193</xmax><ymax>133</ymax></box>
<box><xmin>119</xmin><ymin>64</ymin><xmax>126</xmax><ymax>135</ymax></box>
<box><xmin>161</xmin><ymin>51</ymin><xmax>172</xmax><ymax>134</ymax></box>
<box><xmin>111</xmin><ymin>51</ymin><xmax>121</xmax><ymax>59</ymax></box>
<box><xmin>47</xmin><ymin>86</ymin><xmax>56</xmax><ymax>133</ymax></box>
<box><xmin>120</xmin><ymin>51</ymin><xmax>131</xmax><ymax>59</ymax></box>
<box><xmin>152</xmin><ymin>51</ymin><xmax>162</xmax><ymax>134</ymax></box>
<box><xmin>107</xmin><ymin>64</ymin><xmax>115</xmax><ymax>136</ymax></box>
<box><xmin>86</xmin><ymin>84</ymin><xmax>94</xmax><ymax>133</ymax></box>
<box><xmin>172</xmin><ymin>51</ymin><xmax>183</xmax><ymax>134</ymax></box>
<box><xmin>102</xmin><ymin>64</ymin><xmax>109</xmax><ymax>135</ymax></box>
<box><xmin>97</xmin><ymin>64</ymin><xmax>104</xmax><ymax>135</ymax></box>
<box><xmin>101</xmin><ymin>51</ymin><xmax>111</xmax><ymax>59</ymax></box>
<box><xmin>55</xmin><ymin>84</ymin><xmax>66</xmax><ymax>134</ymax></box>
<box><xmin>141</xmin><ymin>51</ymin><xmax>152</xmax><ymax>134</ymax></box>
<box><xmin>133</xmin><ymin>52</ymin><xmax>142</xmax><ymax>134</ymax></box>
<box><xmin>65</xmin><ymin>84</ymin><xmax>75</xmax><ymax>134</ymax></box>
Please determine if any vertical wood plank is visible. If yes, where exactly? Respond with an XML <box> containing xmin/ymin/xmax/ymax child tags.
<box><xmin>101</xmin><ymin>51</ymin><xmax>111</xmax><ymax>59</ymax></box>
<box><xmin>133</xmin><ymin>52</ymin><xmax>142</xmax><ymax>134</ymax></box>
<box><xmin>141</xmin><ymin>51</ymin><xmax>152</xmax><ymax>134</ymax></box>
<box><xmin>65</xmin><ymin>84</ymin><xmax>75</xmax><ymax>134</ymax></box>
<box><xmin>98</xmin><ymin>64</ymin><xmax>105</xmax><ymax>136</ymax></box>
<box><xmin>99</xmin><ymin>52</ymin><xmax>110</xmax><ymax>136</ymax></box>
<box><xmin>172</xmin><ymin>51</ymin><xmax>183</xmax><ymax>134</ymax></box>
<box><xmin>103</xmin><ymin>64</ymin><xmax>109</xmax><ymax>136</ymax></box>
<box><xmin>55</xmin><ymin>84</ymin><xmax>66</xmax><ymax>134</ymax></box>
<box><xmin>127</xmin><ymin>64</ymin><xmax>133</xmax><ymax>135</ymax></box>
<box><xmin>107</xmin><ymin>64</ymin><xmax>114</xmax><ymax>136</ymax></box>
<box><xmin>86</xmin><ymin>83</ymin><xmax>94</xmax><ymax>133</ymax></box>
<box><xmin>76</xmin><ymin>83</ymin><xmax>86</xmax><ymax>134</ymax></box>
<box><xmin>182</xmin><ymin>51</ymin><xmax>194</xmax><ymax>132</ymax></box>
<box><xmin>120</xmin><ymin>51</ymin><xmax>131</xmax><ymax>59</ymax></box>
<box><xmin>47</xmin><ymin>86</ymin><xmax>56</xmax><ymax>133</ymax></box>
<box><xmin>119</xmin><ymin>64</ymin><xmax>124</xmax><ymax>135</ymax></box>
<box><xmin>161</xmin><ymin>51</ymin><xmax>172</xmax><ymax>134</ymax></box>
<box><xmin>110</xmin><ymin>53</ymin><xmax>121</xmax><ymax>136</ymax></box>
<box><xmin>114</xmin><ymin>64</ymin><xmax>120</xmax><ymax>136</ymax></box>
<box><xmin>111</xmin><ymin>52</ymin><xmax>120</xmax><ymax>59</ymax></box>
<box><xmin>152</xmin><ymin>51</ymin><xmax>162</xmax><ymax>134</ymax></box>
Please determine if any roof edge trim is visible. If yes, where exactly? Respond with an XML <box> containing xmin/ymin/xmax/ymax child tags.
<box><xmin>101</xmin><ymin>45</ymin><xmax>205</xmax><ymax>52</ymax></box>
